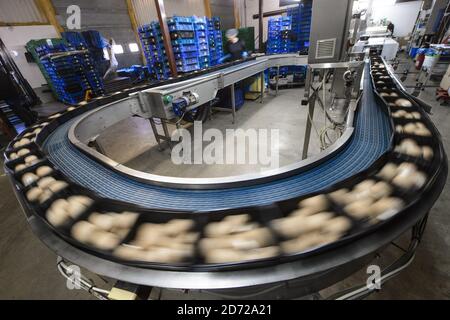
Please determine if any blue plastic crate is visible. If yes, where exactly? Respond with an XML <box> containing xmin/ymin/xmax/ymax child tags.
<box><xmin>172</xmin><ymin>44</ymin><xmax>198</xmax><ymax>53</ymax></box>
<box><xmin>169</xmin><ymin>23</ymin><xmax>195</xmax><ymax>31</ymax></box>
<box><xmin>175</xmin><ymin>56</ymin><xmax>199</xmax><ymax>66</ymax></box>
<box><xmin>177</xmin><ymin>64</ymin><xmax>199</xmax><ymax>73</ymax></box>
<box><xmin>174</xmin><ymin>51</ymin><xmax>198</xmax><ymax>59</ymax></box>
<box><xmin>219</xmin><ymin>87</ymin><xmax>244</xmax><ymax>109</ymax></box>
<box><xmin>198</xmin><ymin>50</ymin><xmax>209</xmax><ymax>58</ymax></box>
<box><xmin>172</xmin><ymin>38</ymin><xmax>196</xmax><ymax>45</ymax></box>
<box><xmin>168</xmin><ymin>16</ymin><xmax>194</xmax><ymax>23</ymax></box>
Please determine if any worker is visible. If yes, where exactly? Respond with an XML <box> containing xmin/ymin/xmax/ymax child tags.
<box><xmin>219</xmin><ymin>29</ymin><xmax>248</xmax><ymax>63</ymax></box>
<box><xmin>103</xmin><ymin>38</ymin><xmax>119</xmax><ymax>80</ymax></box>
<box><xmin>387</xmin><ymin>21</ymin><xmax>395</xmax><ymax>36</ymax></box>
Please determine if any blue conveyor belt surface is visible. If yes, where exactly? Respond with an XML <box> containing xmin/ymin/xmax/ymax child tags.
<box><xmin>43</xmin><ymin>64</ymin><xmax>392</xmax><ymax>211</ymax></box>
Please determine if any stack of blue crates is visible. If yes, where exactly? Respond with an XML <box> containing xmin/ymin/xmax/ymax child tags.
<box><xmin>287</xmin><ymin>1</ymin><xmax>312</xmax><ymax>54</ymax></box>
<box><xmin>168</xmin><ymin>16</ymin><xmax>200</xmax><ymax>73</ymax></box>
<box><xmin>194</xmin><ymin>16</ymin><xmax>210</xmax><ymax>69</ymax></box>
<box><xmin>138</xmin><ymin>22</ymin><xmax>170</xmax><ymax>80</ymax></box>
<box><xmin>266</xmin><ymin>2</ymin><xmax>311</xmax><ymax>85</ymax></box>
<box><xmin>207</xmin><ymin>17</ymin><xmax>223</xmax><ymax>66</ymax></box>
<box><xmin>267</xmin><ymin>2</ymin><xmax>312</xmax><ymax>55</ymax></box>
<box><xmin>117</xmin><ymin>65</ymin><xmax>150</xmax><ymax>82</ymax></box>
<box><xmin>61</xmin><ymin>31</ymin><xmax>86</xmax><ymax>46</ymax></box>
<box><xmin>81</xmin><ymin>30</ymin><xmax>109</xmax><ymax>68</ymax></box>
<box><xmin>35</xmin><ymin>42</ymin><xmax>104</xmax><ymax>105</ymax></box>
<box><xmin>267</xmin><ymin>16</ymin><xmax>292</xmax><ymax>54</ymax></box>
<box><xmin>139</xmin><ymin>16</ymin><xmax>223</xmax><ymax>80</ymax></box>
<box><xmin>62</xmin><ymin>30</ymin><xmax>108</xmax><ymax>76</ymax></box>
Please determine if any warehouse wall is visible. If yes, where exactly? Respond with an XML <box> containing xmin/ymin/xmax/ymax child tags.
<box><xmin>133</xmin><ymin>0</ymin><xmax>206</xmax><ymax>26</ymax></box>
<box><xmin>0</xmin><ymin>0</ymin><xmax>47</xmax><ymax>24</ymax></box>
<box><xmin>0</xmin><ymin>25</ymin><xmax>60</xmax><ymax>88</ymax></box>
<box><xmin>210</xmin><ymin>0</ymin><xmax>235</xmax><ymax>31</ymax></box>
<box><xmin>243</xmin><ymin>0</ymin><xmax>297</xmax><ymax>49</ymax></box>
<box><xmin>51</xmin><ymin>0</ymin><xmax>141</xmax><ymax>68</ymax></box>
<box><xmin>370</xmin><ymin>0</ymin><xmax>423</xmax><ymax>37</ymax></box>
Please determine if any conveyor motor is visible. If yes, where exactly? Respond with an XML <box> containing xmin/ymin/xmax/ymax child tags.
<box><xmin>171</xmin><ymin>91</ymin><xmax>200</xmax><ymax>118</ymax></box>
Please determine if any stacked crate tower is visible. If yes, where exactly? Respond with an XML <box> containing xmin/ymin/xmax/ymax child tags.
<box><xmin>266</xmin><ymin>2</ymin><xmax>312</xmax><ymax>85</ymax></box>
<box><xmin>267</xmin><ymin>16</ymin><xmax>292</xmax><ymax>78</ymax></box>
<box><xmin>31</xmin><ymin>41</ymin><xmax>104</xmax><ymax>105</ymax></box>
<box><xmin>138</xmin><ymin>22</ymin><xmax>170</xmax><ymax>80</ymax></box>
<box><xmin>139</xmin><ymin>16</ymin><xmax>224</xmax><ymax>80</ymax></box>
<box><xmin>168</xmin><ymin>16</ymin><xmax>200</xmax><ymax>74</ymax></box>
<box><xmin>63</xmin><ymin>30</ymin><xmax>109</xmax><ymax>76</ymax></box>
<box><xmin>267</xmin><ymin>16</ymin><xmax>292</xmax><ymax>55</ymax></box>
<box><xmin>194</xmin><ymin>17</ymin><xmax>210</xmax><ymax>69</ymax></box>
<box><xmin>207</xmin><ymin>17</ymin><xmax>223</xmax><ymax>66</ymax></box>
<box><xmin>287</xmin><ymin>0</ymin><xmax>312</xmax><ymax>55</ymax></box>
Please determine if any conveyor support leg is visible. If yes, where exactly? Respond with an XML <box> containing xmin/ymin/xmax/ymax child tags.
<box><xmin>302</xmin><ymin>93</ymin><xmax>316</xmax><ymax>159</ymax></box>
<box><xmin>149</xmin><ymin>117</ymin><xmax>172</xmax><ymax>151</ymax></box>
<box><xmin>276</xmin><ymin>65</ymin><xmax>280</xmax><ymax>96</ymax></box>
<box><xmin>260</xmin><ymin>71</ymin><xmax>265</xmax><ymax>103</ymax></box>
<box><xmin>231</xmin><ymin>83</ymin><xmax>236</xmax><ymax>124</ymax></box>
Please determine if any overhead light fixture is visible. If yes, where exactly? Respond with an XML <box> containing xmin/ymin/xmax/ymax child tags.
<box><xmin>103</xmin><ymin>48</ymin><xmax>110</xmax><ymax>60</ymax></box>
<box><xmin>128</xmin><ymin>43</ymin><xmax>139</xmax><ymax>52</ymax></box>
<box><xmin>112</xmin><ymin>44</ymin><xmax>124</xmax><ymax>54</ymax></box>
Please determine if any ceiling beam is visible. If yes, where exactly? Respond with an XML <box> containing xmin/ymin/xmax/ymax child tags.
<box><xmin>253</xmin><ymin>8</ymin><xmax>288</xmax><ymax>19</ymax></box>
<box><xmin>234</xmin><ymin>0</ymin><xmax>241</xmax><ymax>28</ymax></box>
<box><xmin>204</xmin><ymin>0</ymin><xmax>212</xmax><ymax>18</ymax></box>
<box><xmin>126</xmin><ymin>0</ymin><xmax>146</xmax><ymax>64</ymax></box>
<box><xmin>258</xmin><ymin>0</ymin><xmax>263</xmax><ymax>51</ymax></box>
<box><xmin>0</xmin><ymin>22</ymin><xmax>50</xmax><ymax>27</ymax></box>
<box><xmin>34</xmin><ymin>0</ymin><xmax>64</xmax><ymax>36</ymax></box>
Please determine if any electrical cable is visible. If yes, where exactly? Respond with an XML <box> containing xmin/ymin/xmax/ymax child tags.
<box><xmin>331</xmin><ymin>237</ymin><xmax>420</xmax><ymax>300</ymax></box>
<box><xmin>307</xmin><ymin>71</ymin><xmax>347</xmax><ymax>150</ymax></box>
<box><xmin>334</xmin><ymin>251</ymin><xmax>416</xmax><ymax>300</ymax></box>
<box><xmin>56</xmin><ymin>258</ymin><xmax>110</xmax><ymax>300</ymax></box>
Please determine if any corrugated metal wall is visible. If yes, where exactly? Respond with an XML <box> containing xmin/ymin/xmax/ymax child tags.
<box><xmin>244</xmin><ymin>0</ymin><xmax>297</xmax><ymax>49</ymax></box>
<box><xmin>132</xmin><ymin>0</ymin><xmax>206</xmax><ymax>26</ymax></box>
<box><xmin>0</xmin><ymin>0</ymin><xmax>47</xmax><ymax>24</ymax></box>
<box><xmin>210</xmin><ymin>0</ymin><xmax>235</xmax><ymax>30</ymax></box>
<box><xmin>51</xmin><ymin>0</ymin><xmax>141</xmax><ymax>67</ymax></box>
<box><xmin>132</xmin><ymin>0</ymin><xmax>155</xmax><ymax>26</ymax></box>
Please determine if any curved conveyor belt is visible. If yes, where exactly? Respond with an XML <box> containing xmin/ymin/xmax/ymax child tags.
<box><xmin>3</xmin><ymin>55</ymin><xmax>447</xmax><ymax>292</ymax></box>
<box><xmin>42</xmin><ymin>63</ymin><xmax>391</xmax><ymax>211</ymax></box>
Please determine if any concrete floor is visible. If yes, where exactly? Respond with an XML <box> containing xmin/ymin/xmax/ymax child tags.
<box><xmin>0</xmin><ymin>56</ymin><xmax>449</xmax><ymax>299</ymax></box>
<box><xmin>96</xmin><ymin>87</ymin><xmax>330</xmax><ymax>178</ymax></box>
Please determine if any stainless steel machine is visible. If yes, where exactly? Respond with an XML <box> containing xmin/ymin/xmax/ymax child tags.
<box><xmin>301</xmin><ymin>0</ymin><xmax>365</xmax><ymax>159</ymax></box>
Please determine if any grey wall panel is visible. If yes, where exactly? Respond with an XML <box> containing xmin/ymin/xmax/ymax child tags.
<box><xmin>132</xmin><ymin>0</ymin><xmax>206</xmax><ymax>27</ymax></box>
<box><xmin>0</xmin><ymin>0</ymin><xmax>47</xmax><ymax>24</ymax></box>
<box><xmin>308</xmin><ymin>0</ymin><xmax>353</xmax><ymax>63</ymax></box>
<box><xmin>210</xmin><ymin>0</ymin><xmax>235</xmax><ymax>30</ymax></box>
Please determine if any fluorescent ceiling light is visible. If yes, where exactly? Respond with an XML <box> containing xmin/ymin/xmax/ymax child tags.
<box><xmin>112</xmin><ymin>44</ymin><xmax>124</xmax><ymax>54</ymax></box>
<box><xmin>103</xmin><ymin>48</ymin><xmax>110</xmax><ymax>60</ymax></box>
<box><xmin>129</xmin><ymin>43</ymin><xmax>139</xmax><ymax>52</ymax></box>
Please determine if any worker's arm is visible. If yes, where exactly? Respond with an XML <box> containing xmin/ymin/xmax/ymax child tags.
<box><xmin>219</xmin><ymin>54</ymin><xmax>231</xmax><ymax>64</ymax></box>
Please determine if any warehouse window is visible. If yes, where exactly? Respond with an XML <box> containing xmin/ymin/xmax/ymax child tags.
<box><xmin>112</xmin><ymin>44</ymin><xmax>124</xmax><ymax>54</ymax></box>
<box><xmin>103</xmin><ymin>48</ymin><xmax>110</xmax><ymax>60</ymax></box>
<box><xmin>129</xmin><ymin>43</ymin><xmax>139</xmax><ymax>53</ymax></box>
